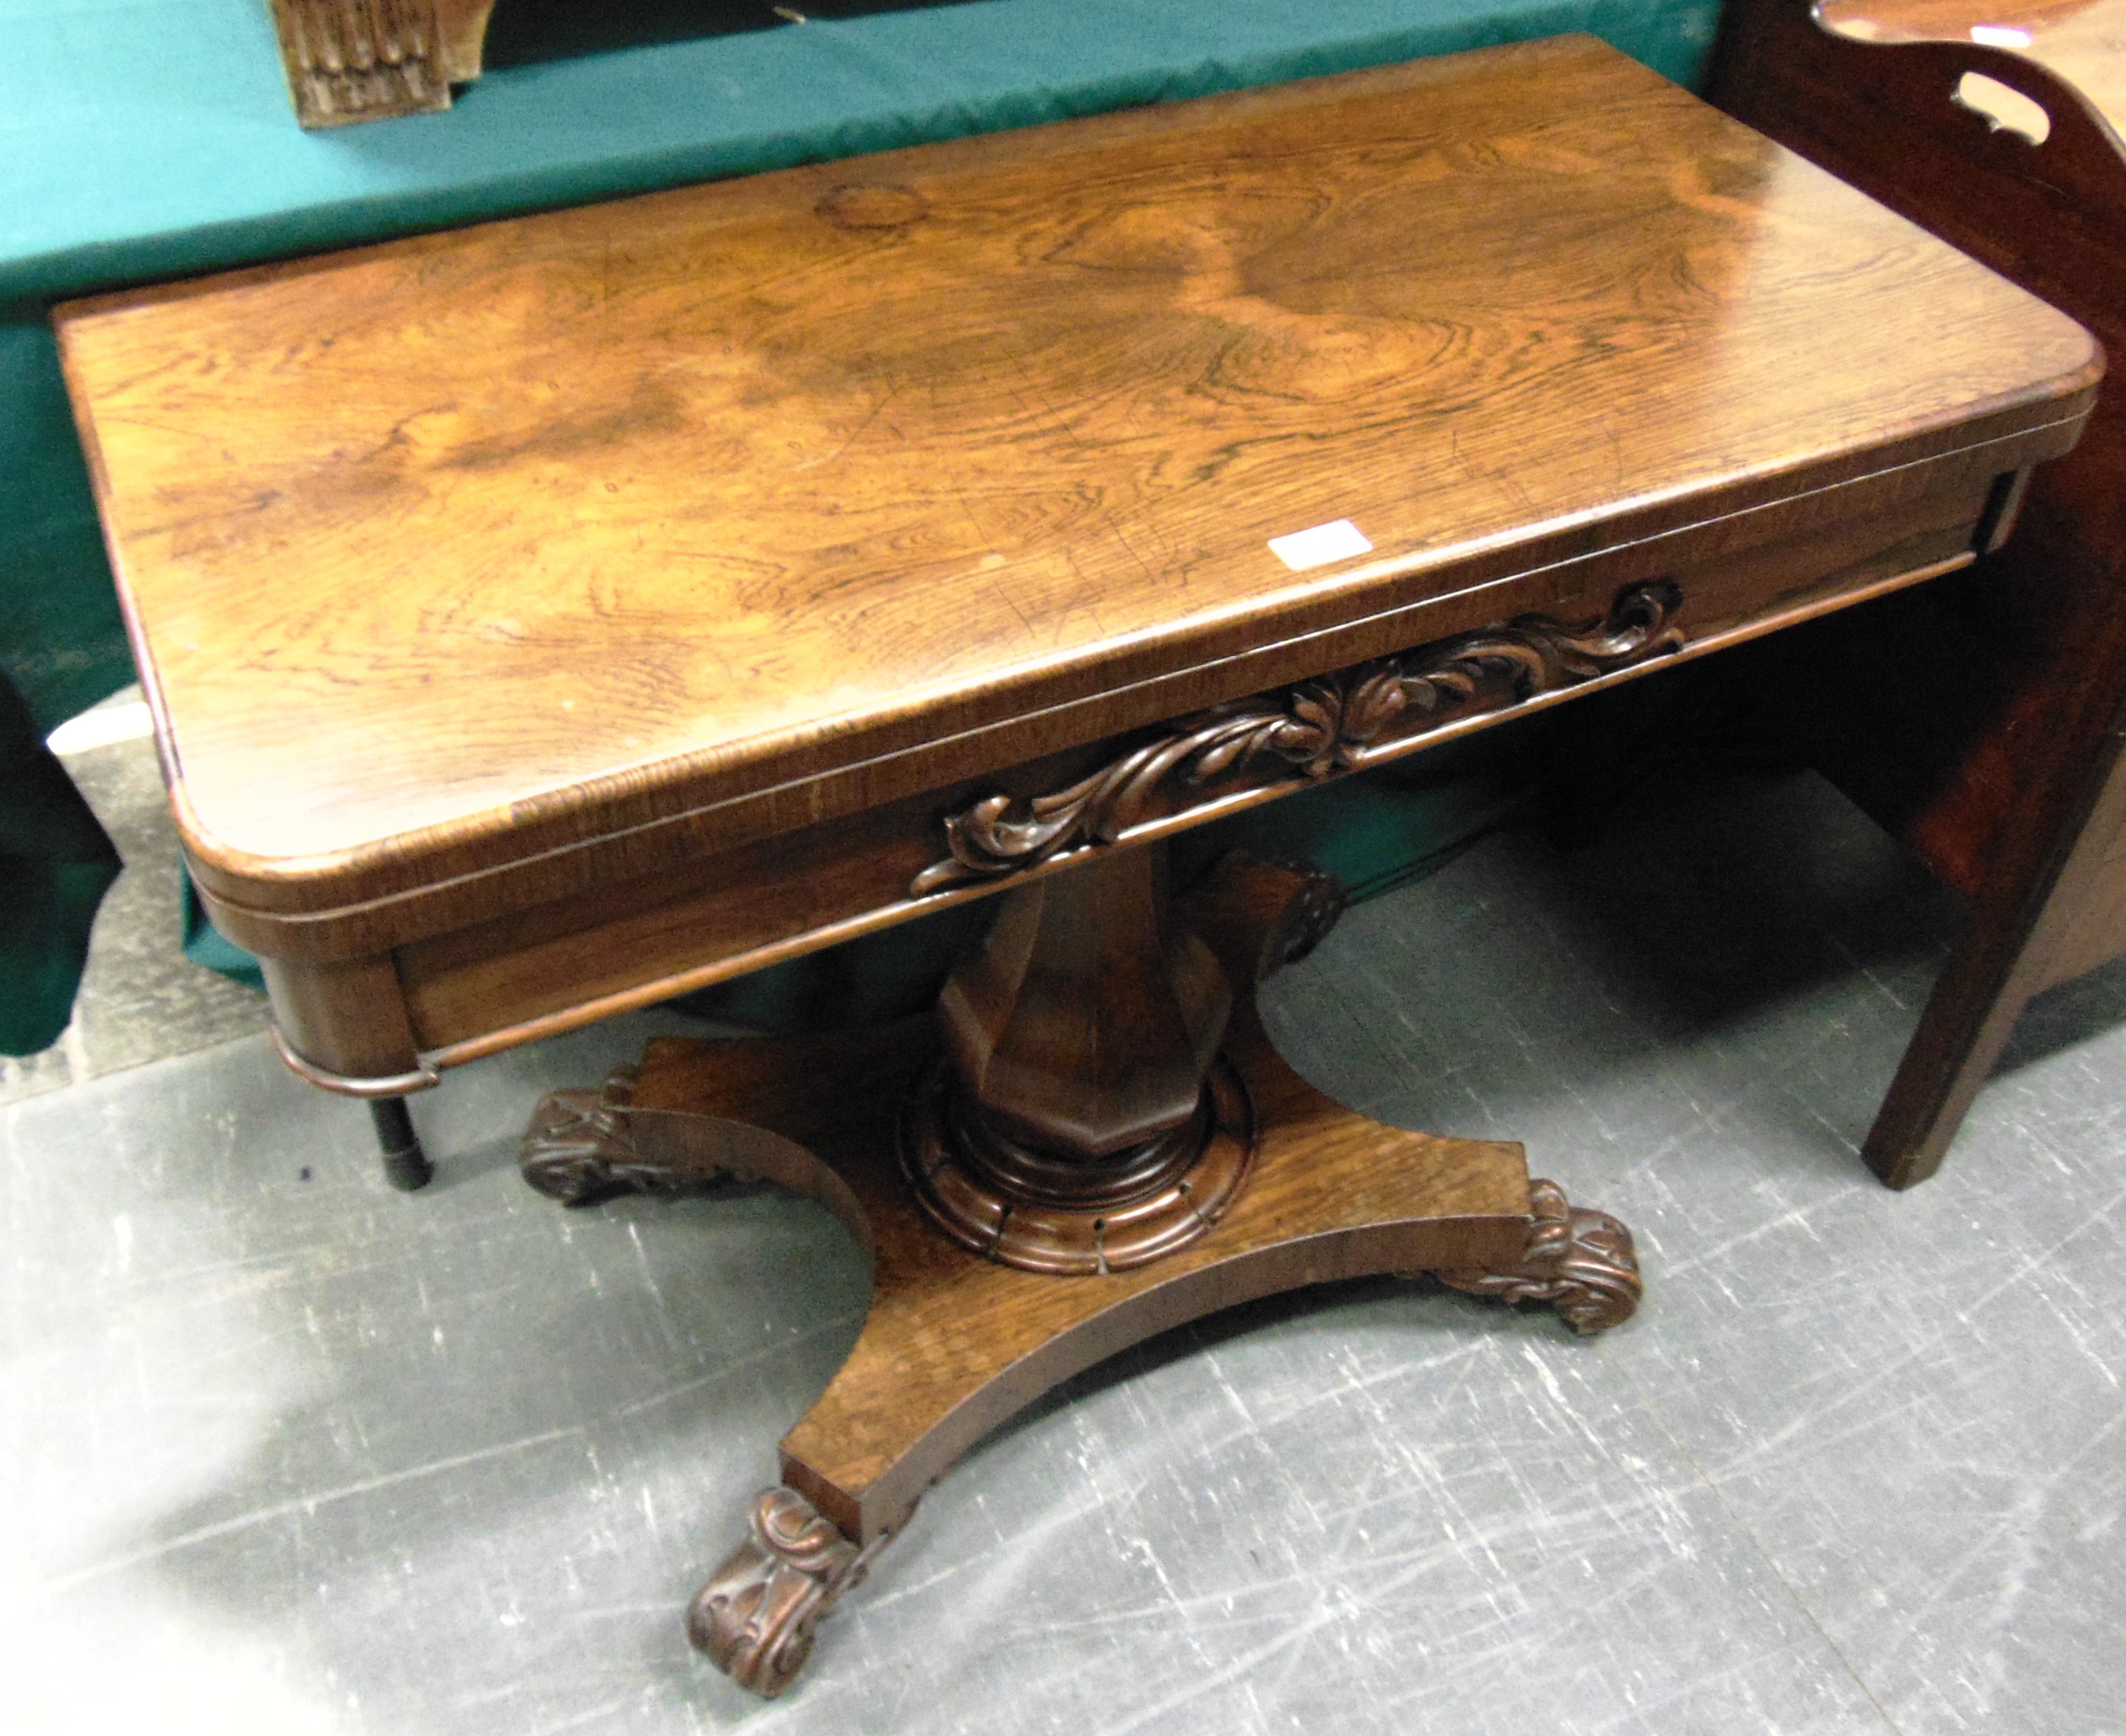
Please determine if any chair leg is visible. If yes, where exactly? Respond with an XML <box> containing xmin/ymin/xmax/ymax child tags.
<box><xmin>370</xmin><ymin>1096</ymin><xmax>434</xmax><ymax>1191</ymax></box>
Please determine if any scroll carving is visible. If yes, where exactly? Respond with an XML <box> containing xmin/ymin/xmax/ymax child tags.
<box><xmin>687</xmin><ymin>1486</ymin><xmax>887</xmax><ymax>1698</ymax></box>
<box><xmin>518</xmin><ymin>1066</ymin><xmax>738</xmax><ymax>1206</ymax></box>
<box><xmin>1437</xmin><ymin>1178</ymin><xmax>1642</xmax><ymax>1334</ymax></box>
<box><xmin>912</xmin><ymin>580</ymin><xmax>1683</xmax><ymax>895</ymax></box>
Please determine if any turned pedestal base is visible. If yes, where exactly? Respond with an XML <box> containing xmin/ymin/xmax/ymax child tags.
<box><xmin>518</xmin><ymin>854</ymin><xmax>1642</xmax><ymax>1696</ymax></box>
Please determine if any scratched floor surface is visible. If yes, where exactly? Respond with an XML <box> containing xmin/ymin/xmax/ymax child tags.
<box><xmin>4</xmin><ymin>762</ymin><xmax>2123</xmax><ymax>1736</ymax></box>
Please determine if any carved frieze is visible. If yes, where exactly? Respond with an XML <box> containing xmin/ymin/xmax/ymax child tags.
<box><xmin>912</xmin><ymin>580</ymin><xmax>1684</xmax><ymax>895</ymax></box>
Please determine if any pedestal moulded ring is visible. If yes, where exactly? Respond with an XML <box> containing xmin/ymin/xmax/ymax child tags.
<box><xmin>897</xmin><ymin>1053</ymin><xmax>1257</xmax><ymax>1275</ymax></box>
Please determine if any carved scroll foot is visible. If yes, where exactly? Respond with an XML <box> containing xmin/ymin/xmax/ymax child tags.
<box><xmin>1435</xmin><ymin>1178</ymin><xmax>1642</xmax><ymax>1333</ymax></box>
<box><xmin>519</xmin><ymin>1065</ymin><xmax>739</xmax><ymax>1206</ymax></box>
<box><xmin>687</xmin><ymin>1486</ymin><xmax>889</xmax><ymax>1699</ymax></box>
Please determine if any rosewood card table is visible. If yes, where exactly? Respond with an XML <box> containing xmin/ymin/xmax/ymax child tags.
<box><xmin>57</xmin><ymin>36</ymin><xmax>2096</xmax><ymax>1694</ymax></box>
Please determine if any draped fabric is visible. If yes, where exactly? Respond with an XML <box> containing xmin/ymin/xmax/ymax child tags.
<box><xmin>0</xmin><ymin>670</ymin><xmax>120</xmax><ymax>1053</ymax></box>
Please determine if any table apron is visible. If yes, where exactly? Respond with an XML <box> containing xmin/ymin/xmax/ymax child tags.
<box><xmin>240</xmin><ymin>440</ymin><xmax>2038</xmax><ymax>1089</ymax></box>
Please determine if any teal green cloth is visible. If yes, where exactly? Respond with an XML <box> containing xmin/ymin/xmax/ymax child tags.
<box><xmin>0</xmin><ymin>322</ymin><xmax>123</xmax><ymax>732</ymax></box>
<box><xmin>1</xmin><ymin>0</ymin><xmax>1721</xmax><ymax>1043</ymax></box>
<box><xmin>179</xmin><ymin>866</ymin><xmax>266</xmax><ymax>993</ymax></box>
<box><xmin>0</xmin><ymin>670</ymin><xmax>120</xmax><ymax>1051</ymax></box>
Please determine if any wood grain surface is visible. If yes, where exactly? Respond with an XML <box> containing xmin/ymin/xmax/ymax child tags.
<box><xmin>58</xmin><ymin>35</ymin><xmax>2096</xmax><ymax>937</ymax></box>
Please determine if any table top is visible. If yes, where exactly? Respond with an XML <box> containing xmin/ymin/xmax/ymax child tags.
<box><xmin>1818</xmin><ymin>0</ymin><xmax>2126</xmax><ymax>134</ymax></box>
<box><xmin>0</xmin><ymin>0</ymin><xmax>1721</xmax><ymax>739</ymax></box>
<box><xmin>58</xmin><ymin>34</ymin><xmax>2096</xmax><ymax>917</ymax></box>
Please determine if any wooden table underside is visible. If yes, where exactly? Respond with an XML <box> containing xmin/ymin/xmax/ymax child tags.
<box><xmin>58</xmin><ymin>36</ymin><xmax>2100</xmax><ymax>1696</ymax></box>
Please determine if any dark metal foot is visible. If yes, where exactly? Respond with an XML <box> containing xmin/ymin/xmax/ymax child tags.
<box><xmin>369</xmin><ymin>1097</ymin><xmax>434</xmax><ymax>1191</ymax></box>
<box><xmin>1435</xmin><ymin>1178</ymin><xmax>1642</xmax><ymax>1333</ymax></box>
<box><xmin>688</xmin><ymin>1486</ymin><xmax>892</xmax><ymax>1698</ymax></box>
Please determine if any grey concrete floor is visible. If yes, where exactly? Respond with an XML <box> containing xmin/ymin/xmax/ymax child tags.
<box><xmin>3</xmin><ymin>742</ymin><xmax>2123</xmax><ymax>1734</ymax></box>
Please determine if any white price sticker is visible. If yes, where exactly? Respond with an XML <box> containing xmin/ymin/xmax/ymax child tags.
<box><xmin>1267</xmin><ymin>518</ymin><xmax>1373</xmax><ymax>571</ymax></box>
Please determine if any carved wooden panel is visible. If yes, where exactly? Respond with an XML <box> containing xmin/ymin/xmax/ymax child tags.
<box><xmin>268</xmin><ymin>0</ymin><xmax>493</xmax><ymax>126</ymax></box>
<box><xmin>914</xmin><ymin>583</ymin><xmax>1685</xmax><ymax>894</ymax></box>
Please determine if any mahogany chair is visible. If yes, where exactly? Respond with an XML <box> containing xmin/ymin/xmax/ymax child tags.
<box><xmin>1708</xmin><ymin>0</ymin><xmax>2126</xmax><ymax>1184</ymax></box>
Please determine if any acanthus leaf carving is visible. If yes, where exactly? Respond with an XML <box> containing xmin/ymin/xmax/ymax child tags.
<box><xmin>913</xmin><ymin>580</ymin><xmax>1683</xmax><ymax>895</ymax></box>
<box><xmin>1435</xmin><ymin>1177</ymin><xmax>1643</xmax><ymax>1334</ymax></box>
<box><xmin>687</xmin><ymin>1486</ymin><xmax>889</xmax><ymax>1698</ymax></box>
